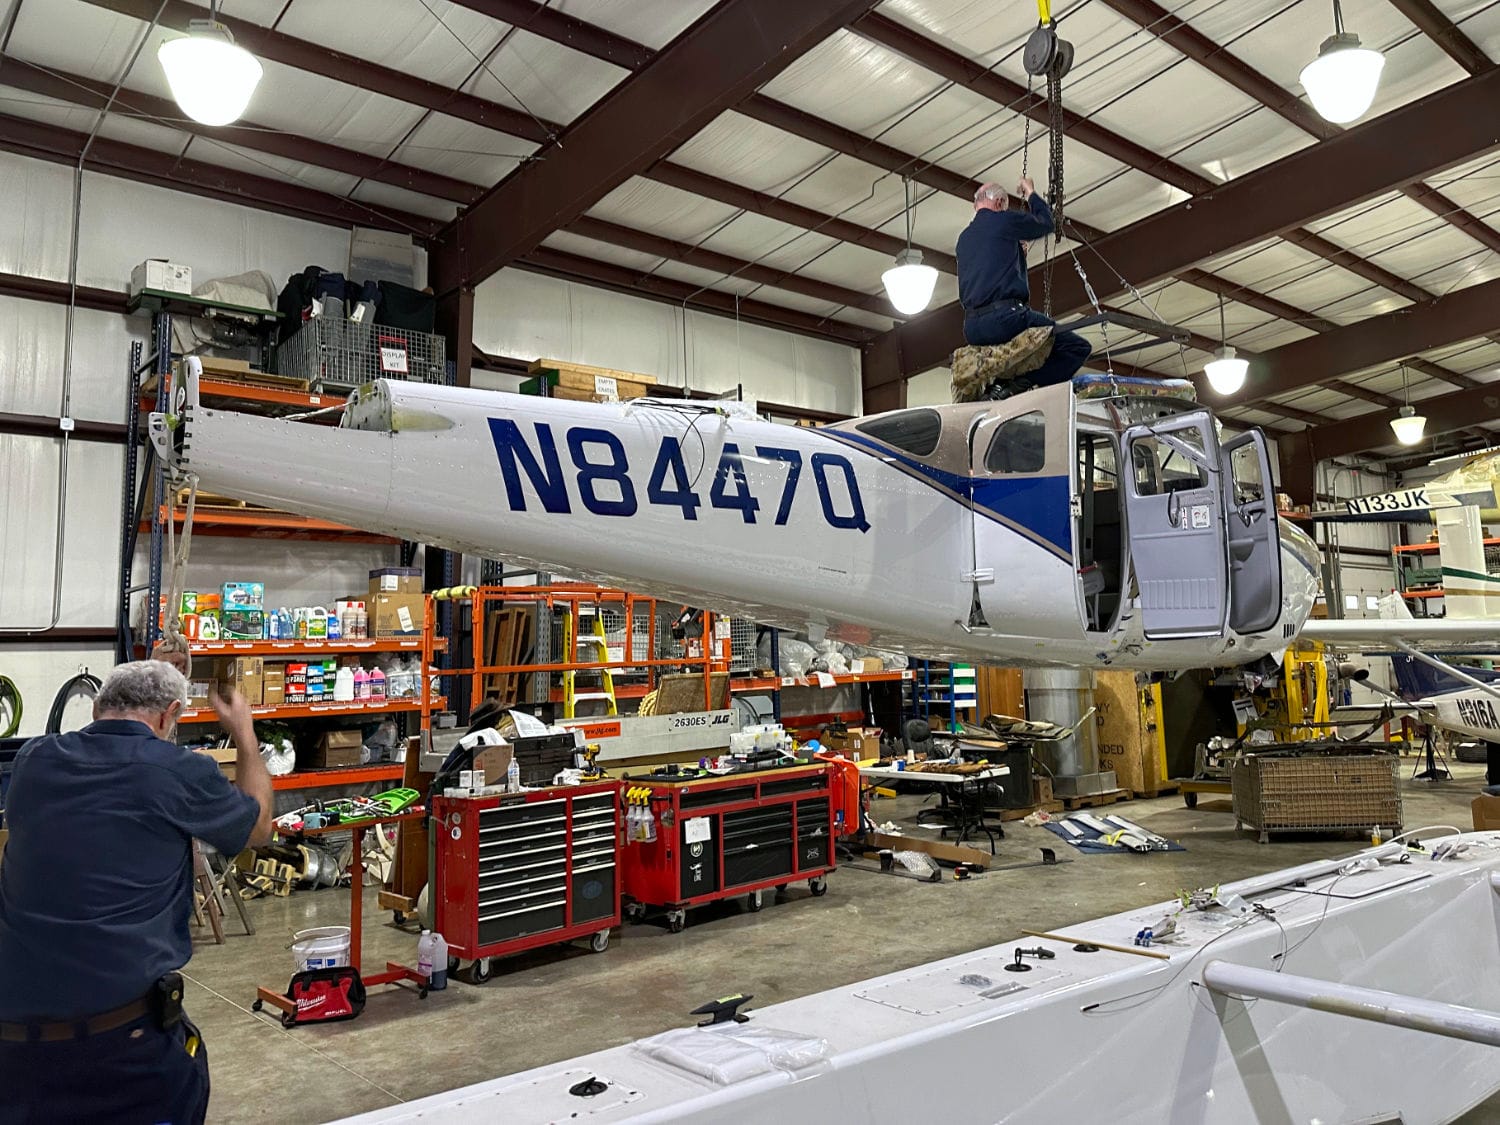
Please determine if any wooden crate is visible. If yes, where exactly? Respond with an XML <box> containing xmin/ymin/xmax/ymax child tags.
<box><xmin>1231</xmin><ymin>752</ymin><xmax>1402</xmax><ymax>840</ymax></box>
<box><xmin>481</xmin><ymin>606</ymin><xmax>534</xmax><ymax>705</ymax></box>
<box><xmin>521</xmin><ymin>358</ymin><xmax>657</xmax><ymax>403</ymax></box>
<box><xmin>1093</xmin><ymin>671</ymin><xmax>1168</xmax><ymax>796</ymax></box>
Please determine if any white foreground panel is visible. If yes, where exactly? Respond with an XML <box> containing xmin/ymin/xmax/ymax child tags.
<box><xmin>338</xmin><ymin>835</ymin><xmax>1500</xmax><ymax>1125</ymax></box>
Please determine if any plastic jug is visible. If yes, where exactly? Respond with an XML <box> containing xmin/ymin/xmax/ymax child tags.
<box><xmin>354</xmin><ymin>668</ymin><xmax>371</xmax><ymax>700</ymax></box>
<box><xmin>429</xmin><ymin>932</ymin><xmax>448</xmax><ymax>990</ymax></box>
<box><xmin>369</xmin><ymin>667</ymin><xmax>387</xmax><ymax>700</ymax></box>
<box><xmin>416</xmin><ymin>930</ymin><xmax>435</xmax><ymax>980</ymax></box>
<box><xmin>332</xmin><ymin>666</ymin><xmax>355</xmax><ymax>703</ymax></box>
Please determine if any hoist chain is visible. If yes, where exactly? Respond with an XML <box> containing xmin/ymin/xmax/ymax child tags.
<box><xmin>1041</xmin><ymin>66</ymin><xmax>1065</xmax><ymax>317</ymax></box>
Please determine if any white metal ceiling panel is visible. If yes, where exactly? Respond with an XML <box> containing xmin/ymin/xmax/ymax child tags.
<box><xmin>0</xmin><ymin>84</ymin><xmax>99</xmax><ymax>135</ymax></box>
<box><xmin>464</xmin><ymin>28</ymin><xmax>627</xmax><ymax>127</ymax></box>
<box><xmin>1308</xmin><ymin>194</ymin><xmax>1445</xmax><ymax>259</ymax></box>
<box><xmin>647</xmin><ymin>259</ymin><xmax>780</xmax><ymax>300</ymax></box>
<box><xmin>1087</xmin><ymin>57</ymin><xmax>1260</xmax><ymax>164</ymax></box>
<box><xmin>862</xmin><ymin>83</ymin><xmax>1022</xmax><ymax>180</ymax></box>
<box><xmin>1199</xmin><ymin>239</ymin><xmax>1328</xmax><ymax>293</ymax></box>
<box><xmin>761</xmin><ymin>30</ymin><xmax>950</xmax><ymax>138</ymax></box>
<box><xmin>670</xmin><ymin>111</ymin><xmax>832</xmax><ymax>195</ymax></box>
<box><xmin>839</xmin><ymin>307</ymin><xmax>900</xmax><ymax>331</ymax></box>
<box><xmin>196</xmin><ymin>0</ymin><xmax>289</xmax><ymax>23</ymax></box>
<box><xmin>388</xmin><ymin>111</ymin><xmax>534</xmax><ymax>189</ymax></box>
<box><xmin>348</xmin><ymin>180</ymin><xmax>458</xmax><ymax>224</ymax></box>
<box><xmin>1456</xmin><ymin>2</ymin><xmax>1500</xmax><ymax>56</ymax></box>
<box><xmin>1410</xmin><ymin>250</ymin><xmax>1500</xmax><ymax>295</ymax></box>
<box><xmin>8</xmin><ymin>0</ymin><xmax>151</xmax><ymax>89</ymax></box>
<box><xmin>1231</xmin><ymin>320</ymin><xmax>1317</xmax><ymax>352</ymax></box>
<box><xmin>539</xmin><ymin>231</ymin><xmax>664</xmax><ymax>275</ymax></box>
<box><xmin>1064</xmin><ymin>167</ymin><xmax>1186</xmax><ymax>233</ymax></box>
<box><xmin>1171</xmin><ymin>106</ymin><xmax>1317</xmax><ymax>184</ymax></box>
<box><xmin>873</xmin><ymin>0</ymin><xmax>1028</xmax><ymax>70</ymax></box>
<box><xmin>179</xmin><ymin>137</ymin><xmax>361</xmax><ymax>200</ymax></box>
<box><xmin>789</xmin><ymin>240</ymin><xmax>909</xmax><ymax>296</ymax></box>
<box><xmin>1429</xmin><ymin>340</ymin><xmax>1500</xmax><ymax>373</ymax></box>
<box><xmin>1306</xmin><ymin>286</ymin><xmax>1412</xmax><ymax>324</ymax></box>
<box><xmin>1117</xmin><ymin>279</ymin><xmax>1219</xmax><ymax>328</ymax></box>
<box><xmin>1266</xmin><ymin>267</ymin><xmax>1389</xmax><ymax>317</ymax></box>
<box><xmin>587</xmin><ymin>177</ymin><xmax>739</xmax><ymax>244</ymax></box>
<box><xmin>771</xmin><ymin>154</ymin><xmax>913</xmax><ymax>234</ymax></box>
<box><xmin>1019</xmin><ymin>7</ymin><xmax>1181</xmax><ymax>119</ymax></box>
<box><xmin>553</xmin><ymin>0</ymin><xmax>719</xmax><ymax>51</ymax></box>
<box><xmin>694</xmin><ymin>213</ymin><xmax>844</xmax><ymax>276</ymax></box>
<box><xmin>870</xmin><ymin>187</ymin><xmax>967</xmax><ymax>261</ymax></box>
<box><xmin>1368</xmin><ymin>224</ymin><xmax>1496</xmax><ymax>284</ymax></box>
<box><xmin>275</xmin><ymin>0</ymin><xmax>509</xmax><ymax>91</ymax></box>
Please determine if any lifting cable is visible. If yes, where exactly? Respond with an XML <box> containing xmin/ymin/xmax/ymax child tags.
<box><xmin>1021</xmin><ymin>0</ymin><xmax>1074</xmax><ymax>319</ymax></box>
<box><xmin>158</xmin><ymin>470</ymin><xmax>200</xmax><ymax>678</ymax></box>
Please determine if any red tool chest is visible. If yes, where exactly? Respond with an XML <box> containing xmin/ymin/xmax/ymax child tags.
<box><xmin>619</xmin><ymin>763</ymin><xmax>834</xmax><ymax>932</ymax></box>
<box><xmin>433</xmin><ymin>781</ymin><xmax>620</xmax><ymax>983</ymax></box>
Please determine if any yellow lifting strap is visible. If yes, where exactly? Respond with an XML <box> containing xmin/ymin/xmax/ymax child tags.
<box><xmin>1037</xmin><ymin>0</ymin><xmax>1052</xmax><ymax>25</ymax></box>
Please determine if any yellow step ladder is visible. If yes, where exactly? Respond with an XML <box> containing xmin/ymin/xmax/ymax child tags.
<box><xmin>562</xmin><ymin>609</ymin><xmax>617</xmax><ymax>719</ymax></box>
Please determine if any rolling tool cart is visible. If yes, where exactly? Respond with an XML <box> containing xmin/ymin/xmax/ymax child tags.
<box><xmin>433</xmin><ymin>781</ymin><xmax>620</xmax><ymax>983</ymax></box>
<box><xmin>619</xmin><ymin>763</ymin><xmax>835</xmax><ymax>932</ymax></box>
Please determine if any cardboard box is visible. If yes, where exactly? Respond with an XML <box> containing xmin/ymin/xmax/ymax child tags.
<box><xmin>1473</xmin><ymin>794</ymin><xmax>1500</xmax><ymax>831</ymax></box>
<box><xmin>369</xmin><ymin>567</ymin><xmax>422</xmax><ymax>596</ymax></box>
<box><xmin>130</xmin><ymin>258</ymin><xmax>192</xmax><ymax>297</ymax></box>
<box><xmin>262</xmin><ymin>666</ymin><xmax>286</xmax><ymax>706</ymax></box>
<box><xmin>221</xmin><ymin>582</ymin><xmax>264</xmax><ymax>611</ymax></box>
<box><xmin>186</xmin><ymin>678</ymin><xmax>215</xmax><ymax>709</ymax></box>
<box><xmin>199</xmin><ymin>745</ymin><xmax>237</xmax><ymax>782</ymax></box>
<box><xmin>822</xmin><ymin>725</ymin><xmax>884</xmax><ymax>762</ymax></box>
<box><xmin>309</xmin><ymin>729</ymin><xmax>363</xmax><ymax>768</ymax></box>
<box><xmin>216</xmin><ymin>657</ymin><xmax>264</xmax><ymax>707</ymax></box>
<box><xmin>220</xmin><ymin>607</ymin><xmax>264</xmax><ymax>640</ymax></box>
<box><xmin>371</xmin><ymin>592</ymin><xmax>425</xmax><ymax>638</ymax></box>
<box><xmin>472</xmin><ymin>739</ymin><xmax>514</xmax><ymax>781</ymax></box>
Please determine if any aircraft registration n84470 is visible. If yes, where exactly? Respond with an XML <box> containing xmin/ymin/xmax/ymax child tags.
<box><xmin>153</xmin><ymin>362</ymin><xmax>1321</xmax><ymax>671</ymax></box>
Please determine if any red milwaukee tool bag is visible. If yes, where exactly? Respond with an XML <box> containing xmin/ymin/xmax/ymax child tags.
<box><xmin>285</xmin><ymin>966</ymin><xmax>366</xmax><ymax>1025</ymax></box>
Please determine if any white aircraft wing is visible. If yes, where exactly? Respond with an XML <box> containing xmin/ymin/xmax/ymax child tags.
<box><xmin>1302</xmin><ymin>618</ymin><xmax>1500</xmax><ymax>648</ymax></box>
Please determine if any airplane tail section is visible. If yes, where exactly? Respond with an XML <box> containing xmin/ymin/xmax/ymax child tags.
<box><xmin>1390</xmin><ymin>652</ymin><xmax>1500</xmax><ymax>699</ymax></box>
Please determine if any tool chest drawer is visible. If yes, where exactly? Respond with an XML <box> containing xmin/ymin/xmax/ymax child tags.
<box><xmin>435</xmin><ymin>781</ymin><xmax>621</xmax><ymax>965</ymax></box>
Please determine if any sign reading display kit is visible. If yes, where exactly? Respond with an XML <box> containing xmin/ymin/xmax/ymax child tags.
<box><xmin>379</xmin><ymin>346</ymin><xmax>410</xmax><ymax>375</ymax></box>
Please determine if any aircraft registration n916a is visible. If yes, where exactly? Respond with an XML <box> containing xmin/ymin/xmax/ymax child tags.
<box><xmin>152</xmin><ymin>360</ymin><xmax>1320</xmax><ymax>671</ymax></box>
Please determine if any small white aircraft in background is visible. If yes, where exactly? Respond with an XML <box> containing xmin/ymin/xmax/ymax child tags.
<box><xmin>152</xmin><ymin>360</ymin><xmax>1478</xmax><ymax>673</ymax></box>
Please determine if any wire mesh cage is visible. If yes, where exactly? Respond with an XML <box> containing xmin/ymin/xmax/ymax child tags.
<box><xmin>275</xmin><ymin>317</ymin><xmax>446</xmax><ymax>391</ymax></box>
<box><xmin>729</xmin><ymin>617</ymin><xmax>758</xmax><ymax>673</ymax></box>
<box><xmin>1230</xmin><ymin>750</ymin><xmax>1402</xmax><ymax>842</ymax></box>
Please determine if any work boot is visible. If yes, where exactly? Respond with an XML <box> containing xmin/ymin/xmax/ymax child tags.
<box><xmin>985</xmin><ymin>376</ymin><xmax>1035</xmax><ymax>402</ymax></box>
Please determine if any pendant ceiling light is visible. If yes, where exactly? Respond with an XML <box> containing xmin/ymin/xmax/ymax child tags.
<box><xmin>882</xmin><ymin>178</ymin><xmax>938</xmax><ymax>316</ymax></box>
<box><xmin>1389</xmin><ymin>362</ymin><xmax>1427</xmax><ymax>445</ymax></box>
<box><xmin>158</xmin><ymin>8</ymin><xmax>262</xmax><ymax>127</ymax></box>
<box><xmin>1203</xmin><ymin>293</ymin><xmax>1249</xmax><ymax>396</ymax></box>
<box><xmin>1300</xmin><ymin>0</ymin><xmax>1385</xmax><ymax>124</ymax></box>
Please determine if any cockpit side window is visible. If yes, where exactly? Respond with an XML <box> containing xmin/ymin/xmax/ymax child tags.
<box><xmin>856</xmin><ymin>409</ymin><xmax>943</xmax><ymax>457</ymax></box>
<box><xmin>984</xmin><ymin>411</ymin><xmax>1047</xmax><ymax>474</ymax></box>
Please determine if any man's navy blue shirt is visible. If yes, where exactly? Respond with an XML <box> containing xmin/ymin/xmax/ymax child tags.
<box><xmin>0</xmin><ymin>719</ymin><xmax>258</xmax><ymax>1020</ymax></box>
<box><xmin>956</xmin><ymin>195</ymin><xmax>1055</xmax><ymax>311</ymax></box>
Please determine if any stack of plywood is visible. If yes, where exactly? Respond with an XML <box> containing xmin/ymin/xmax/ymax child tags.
<box><xmin>482</xmin><ymin>607</ymin><xmax>534</xmax><ymax>705</ymax></box>
<box><xmin>521</xmin><ymin>358</ymin><xmax>657</xmax><ymax>403</ymax></box>
<box><xmin>1093</xmin><ymin>671</ymin><xmax>1169</xmax><ymax>796</ymax></box>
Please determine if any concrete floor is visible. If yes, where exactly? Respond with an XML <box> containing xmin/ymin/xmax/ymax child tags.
<box><xmin>187</xmin><ymin>760</ymin><xmax>1500</xmax><ymax>1123</ymax></box>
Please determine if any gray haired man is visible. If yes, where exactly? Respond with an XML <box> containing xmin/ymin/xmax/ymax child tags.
<box><xmin>0</xmin><ymin>660</ymin><xmax>272</xmax><ymax>1124</ymax></box>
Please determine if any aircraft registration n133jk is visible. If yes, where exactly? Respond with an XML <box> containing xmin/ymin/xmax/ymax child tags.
<box><xmin>154</xmin><ymin>363</ymin><xmax>1324</xmax><ymax>671</ymax></box>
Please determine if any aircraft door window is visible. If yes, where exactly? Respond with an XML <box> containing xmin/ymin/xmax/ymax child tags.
<box><xmin>1228</xmin><ymin>439</ymin><xmax>1265</xmax><ymax>509</ymax></box>
<box><xmin>856</xmin><ymin>409</ymin><xmax>943</xmax><ymax>456</ymax></box>
<box><xmin>1130</xmin><ymin>434</ymin><xmax>1207</xmax><ymax>498</ymax></box>
<box><xmin>984</xmin><ymin>411</ymin><xmax>1047</xmax><ymax>473</ymax></box>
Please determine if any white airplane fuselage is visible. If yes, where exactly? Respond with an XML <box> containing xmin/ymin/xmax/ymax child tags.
<box><xmin>155</xmin><ymin>373</ymin><xmax>1318</xmax><ymax>671</ymax></box>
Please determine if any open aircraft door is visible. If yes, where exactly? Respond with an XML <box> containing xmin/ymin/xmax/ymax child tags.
<box><xmin>1121</xmin><ymin>411</ymin><xmax>1227</xmax><ymax>639</ymax></box>
<box><xmin>1220</xmin><ymin>430</ymin><xmax>1283</xmax><ymax>634</ymax></box>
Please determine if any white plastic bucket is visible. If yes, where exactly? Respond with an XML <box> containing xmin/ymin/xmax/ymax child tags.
<box><xmin>291</xmin><ymin>926</ymin><xmax>350</xmax><ymax>972</ymax></box>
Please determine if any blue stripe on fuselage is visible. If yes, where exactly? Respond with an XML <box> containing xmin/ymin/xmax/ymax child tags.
<box><xmin>824</xmin><ymin>430</ymin><xmax>1072</xmax><ymax>557</ymax></box>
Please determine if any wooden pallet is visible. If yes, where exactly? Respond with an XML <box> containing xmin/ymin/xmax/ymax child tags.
<box><xmin>481</xmin><ymin>606</ymin><xmax>534</xmax><ymax>705</ymax></box>
<box><xmin>1059</xmin><ymin>790</ymin><xmax>1126</xmax><ymax>811</ymax></box>
<box><xmin>146</xmin><ymin>368</ymin><xmax>311</xmax><ymax>395</ymax></box>
<box><xmin>1125</xmin><ymin>785</ymin><xmax>1181</xmax><ymax>800</ymax></box>
<box><xmin>174</xmin><ymin>487</ymin><xmax>258</xmax><ymax>509</ymax></box>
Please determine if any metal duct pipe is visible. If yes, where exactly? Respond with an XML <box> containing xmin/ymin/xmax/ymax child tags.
<box><xmin>1202</xmin><ymin>960</ymin><xmax>1500</xmax><ymax>1047</ymax></box>
<box><xmin>1023</xmin><ymin>668</ymin><xmax>1097</xmax><ymax>778</ymax></box>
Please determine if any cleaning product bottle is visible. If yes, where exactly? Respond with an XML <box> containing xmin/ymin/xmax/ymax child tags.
<box><xmin>370</xmin><ymin>666</ymin><xmax>387</xmax><ymax>701</ymax></box>
<box><xmin>333</xmin><ymin>665</ymin><xmax>355</xmax><ymax>703</ymax></box>
<box><xmin>416</xmin><ymin>930</ymin><xmax>435</xmax><ymax>981</ymax></box>
<box><xmin>354</xmin><ymin>667</ymin><xmax>371</xmax><ymax>701</ymax></box>
<box><xmin>507</xmin><ymin>756</ymin><xmax>521</xmax><ymax>793</ymax></box>
<box><xmin>429</xmin><ymin>931</ymin><xmax>448</xmax><ymax>991</ymax></box>
<box><xmin>326</xmin><ymin>611</ymin><xmax>342</xmax><ymax>641</ymax></box>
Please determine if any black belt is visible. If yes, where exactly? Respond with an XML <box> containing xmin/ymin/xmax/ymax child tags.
<box><xmin>0</xmin><ymin>995</ymin><xmax>152</xmax><ymax>1043</ymax></box>
<box><xmin>964</xmin><ymin>298</ymin><xmax>1026</xmax><ymax>316</ymax></box>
